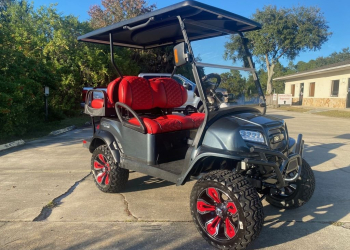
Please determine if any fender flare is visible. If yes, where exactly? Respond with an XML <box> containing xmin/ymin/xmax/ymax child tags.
<box><xmin>176</xmin><ymin>152</ymin><xmax>243</xmax><ymax>186</ymax></box>
<box><xmin>89</xmin><ymin>130</ymin><xmax>121</xmax><ymax>163</ymax></box>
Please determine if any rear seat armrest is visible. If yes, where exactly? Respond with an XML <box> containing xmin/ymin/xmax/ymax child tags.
<box><xmin>115</xmin><ymin>102</ymin><xmax>146</xmax><ymax>134</ymax></box>
<box><xmin>86</xmin><ymin>89</ymin><xmax>108</xmax><ymax>107</ymax></box>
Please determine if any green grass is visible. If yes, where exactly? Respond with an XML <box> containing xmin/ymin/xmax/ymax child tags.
<box><xmin>277</xmin><ymin>106</ymin><xmax>311</xmax><ymax>113</ymax></box>
<box><xmin>276</xmin><ymin>106</ymin><xmax>350</xmax><ymax>119</ymax></box>
<box><xmin>0</xmin><ymin>115</ymin><xmax>91</xmax><ymax>145</ymax></box>
<box><xmin>314</xmin><ymin>110</ymin><xmax>350</xmax><ymax>119</ymax></box>
<box><xmin>45</xmin><ymin>201</ymin><xmax>58</xmax><ymax>209</ymax></box>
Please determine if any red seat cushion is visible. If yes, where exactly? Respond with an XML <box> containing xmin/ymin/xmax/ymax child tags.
<box><xmin>128</xmin><ymin>113</ymin><xmax>204</xmax><ymax>134</ymax></box>
<box><xmin>163</xmin><ymin>114</ymin><xmax>194</xmax><ymax>130</ymax></box>
<box><xmin>186</xmin><ymin>113</ymin><xmax>205</xmax><ymax>128</ymax></box>
<box><xmin>128</xmin><ymin>115</ymin><xmax>191</xmax><ymax>134</ymax></box>
<box><xmin>91</xmin><ymin>99</ymin><xmax>114</xmax><ymax>109</ymax></box>
<box><xmin>91</xmin><ymin>99</ymin><xmax>104</xmax><ymax>109</ymax></box>
<box><xmin>128</xmin><ymin>116</ymin><xmax>181</xmax><ymax>134</ymax></box>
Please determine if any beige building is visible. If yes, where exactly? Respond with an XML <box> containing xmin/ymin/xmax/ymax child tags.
<box><xmin>274</xmin><ymin>60</ymin><xmax>350</xmax><ymax>108</ymax></box>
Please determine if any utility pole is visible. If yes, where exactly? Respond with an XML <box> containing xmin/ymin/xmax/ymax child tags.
<box><xmin>44</xmin><ymin>86</ymin><xmax>49</xmax><ymax>121</ymax></box>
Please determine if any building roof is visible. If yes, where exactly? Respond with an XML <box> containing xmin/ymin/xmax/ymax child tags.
<box><xmin>273</xmin><ymin>60</ymin><xmax>350</xmax><ymax>81</ymax></box>
<box><xmin>78</xmin><ymin>0</ymin><xmax>261</xmax><ymax>49</ymax></box>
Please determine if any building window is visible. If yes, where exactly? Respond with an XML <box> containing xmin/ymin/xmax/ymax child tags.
<box><xmin>331</xmin><ymin>80</ymin><xmax>339</xmax><ymax>97</ymax></box>
<box><xmin>309</xmin><ymin>82</ymin><xmax>315</xmax><ymax>97</ymax></box>
<box><xmin>291</xmin><ymin>84</ymin><xmax>295</xmax><ymax>96</ymax></box>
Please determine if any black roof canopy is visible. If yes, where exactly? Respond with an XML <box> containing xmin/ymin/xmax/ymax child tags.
<box><xmin>78</xmin><ymin>0</ymin><xmax>261</xmax><ymax>49</ymax></box>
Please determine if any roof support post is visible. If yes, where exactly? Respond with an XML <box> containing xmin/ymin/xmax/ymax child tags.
<box><xmin>176</xmin><ymin>16</ymin><xmax>207</xmax><ymax>149</ymax></box>
<box><xmin>109</xmin><ymin>33</ymin><xmax>123</xmax><ymax>78</ymax></box>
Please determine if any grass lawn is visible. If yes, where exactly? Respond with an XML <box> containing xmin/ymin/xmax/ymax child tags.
<box><xmin>314</xmin><ymin>110</ymin><xmax>350</xmax><ymax>119</ymax></box>
<box><xmin>276</xmin><ymin>106</ymin><xmax>350</xmax><ymax>119</ymax></box>
<box><xmin>277</xmin><ymin>106</ymin><xmax>311</xmax><ymax>113</ymax></box>
<box><xmin>0</xmin><ymin>115</ymin><xmax>91</xmax><ymax>145</ymax></box>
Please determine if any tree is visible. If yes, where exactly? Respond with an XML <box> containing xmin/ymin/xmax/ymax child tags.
<box><xmin>87</xmin><ymin>0</ymin><xmax>195</xmax><ymax>77</ymax></box>
<box><xmin>88</xmin><ymin>0</ymin><xmax>156</xmax><ymax>29</ymax></box>
<box><xmin>0</xmin><ymin>0</ymin><xmax>57</xmax><ymax>136</ymax></box>
<box><xmin>0</xmin><ymin>0</ymin><xmax>117</xmax><ymax>137</ymax></box>
<box><xmin>220</xmin><ymin>70</ymin><xmax>246</xmax><ymax>95</ymax></box>
<box><xmin>224</xmin><ymin>5</ymin><xmax>331</xmax><ymax>95</ymax></box>
<box><xmin>293</xmin><ymin>47</ymin><xmax>350</xmax><ymax>72</ymax></box>
<box><xmin>0</xmin><ymin>0</ymin><xmax>14</xmax><ymax>11</ymax></box>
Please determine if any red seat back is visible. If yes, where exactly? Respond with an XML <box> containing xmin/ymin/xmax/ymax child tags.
<box><xmin>149</xmin><ymin>78</ymin><xmax>188</xmax><ymax>108</ymax></box>
<box><xmin>107</xmin><ymin>77</ymin><xmax>122</xmax><ymax>104</ymax></box>
<box><xmin>118</xmin><ymin>76</ymin><xmax>154</xmax><ymax>110</ymax></box>
<box><xmin>118</xmin><ymin>76</ymin><xmax>187</xmax><ymax>110</ymax></box>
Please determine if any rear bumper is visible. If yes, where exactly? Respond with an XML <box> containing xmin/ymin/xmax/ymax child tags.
<box><xmin>244</xmin><ymin>134</ymin><xmax>304</xmax><ymax>189</ymax></box>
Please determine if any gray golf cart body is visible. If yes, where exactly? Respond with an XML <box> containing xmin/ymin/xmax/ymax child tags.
<box><xmin>79</xmin><ymin>0</ymin><xmax>303</xmax><ymax>189</ymax></box>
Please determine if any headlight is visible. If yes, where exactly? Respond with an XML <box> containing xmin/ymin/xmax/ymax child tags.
<box><xmin>239</xmin><ymin>130</ymin><xmax>265</xmax><ymax>143</ymax></box>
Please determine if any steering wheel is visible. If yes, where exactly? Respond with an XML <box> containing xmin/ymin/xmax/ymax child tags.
<box><xmin>201</xmin><ymin>73</ymin><xmax>221</xmax><ymax>90</ymax></box>
<box><xmin>194</xmin><ymin>73</ymin><xmax>222</xmax><ymax>97</ymax></box>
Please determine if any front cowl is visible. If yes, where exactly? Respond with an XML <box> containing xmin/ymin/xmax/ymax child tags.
<box><xmin>202</xmin><ymin>112</ymin><xmax>285</xmax><ymax>152</ymax></box>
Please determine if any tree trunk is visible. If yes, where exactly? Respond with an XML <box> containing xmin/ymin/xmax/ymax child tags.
<box><xmin>266</xmin><ymin>70</ymin><xmax>274</xmax><ymax>95</ymax></box>
<box><xmin>265</xmin><ymin>56</ymin><xmax>275</xmax><ymax>95</ymax></box>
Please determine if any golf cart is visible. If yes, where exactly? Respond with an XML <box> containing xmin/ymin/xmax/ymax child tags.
<box><xmin>79</xmin><ymin>1</ymin><xmax>315</xmax><ymax>249</ymax></box>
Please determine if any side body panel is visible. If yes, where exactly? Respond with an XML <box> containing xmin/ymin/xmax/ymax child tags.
<box><xmin>99</xmin><ymin>118</ymin><xmax>153</xmax><ymax>164</ymax></box>
<box><xmin>97</xmin><ymin>118</ymin><xmax>191</xmax><ymax>165</ymax></box>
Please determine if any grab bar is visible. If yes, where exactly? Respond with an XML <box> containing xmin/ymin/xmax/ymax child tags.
<box><xmin>123</xmin><ymin>17</ymin><xmax>154</xmax><ymax>31</ymax></box>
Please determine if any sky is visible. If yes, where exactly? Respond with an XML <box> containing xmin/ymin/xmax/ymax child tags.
<box><xmin>33</xmin><ymin>0</ymin><xmax>350</xmax><ymax>68</ymax></box>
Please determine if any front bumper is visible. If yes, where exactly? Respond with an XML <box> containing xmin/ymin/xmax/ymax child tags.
<box><xmin>244</xmin><ymin>134</ymin><xmax>304</xmax><ymax>189</ymax></box>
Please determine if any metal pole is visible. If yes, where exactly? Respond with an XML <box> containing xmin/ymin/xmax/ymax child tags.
<box><xmin>109</xmin><ymin>33</ymin><xmax>123</xmax><ymax>78</ymax></box>
<box><xmin>176</xmin><ymin>16</ymin><xmax>207</xmax><ymax>148</ymax></box>
<box><xmin>45</xmin><ymin>96</ymin><xmax>48</xmax><ymax>121</ymax></box>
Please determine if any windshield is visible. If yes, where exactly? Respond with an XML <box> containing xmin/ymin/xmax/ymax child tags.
<box><xmin>196</xmin><ymin>65</ymin><xmax>264</xmax><ymax>108</ymax></box>
<box><xmin>191</xmin><ymin>36</ymin><xmax>265</xmax><ymax>113</ymax></box>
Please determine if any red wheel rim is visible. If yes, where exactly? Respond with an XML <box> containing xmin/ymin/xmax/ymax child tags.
<box><xmin>196</xmin><ymin>187</ymin><xmax>240</xmax><ymax>241</ymax></box>
<box><xmin>93</xmin><ymin>154</ymin><xmax>110</xmax><ymax>186</ymax></box>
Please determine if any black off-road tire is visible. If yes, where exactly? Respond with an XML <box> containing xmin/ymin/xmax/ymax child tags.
<box><xmin>266</xmin><ymin>159</ymin><xmax>315</xmax><ymax>209</ymax></box>
<box><xmin>91</xmin><ymin>145</ymin><xmax>129</xmax><ymax>193</ymax></box>
<box><xmin>190</xmin><ymin>170</ymin><xmax>264</xmax><ymax>250</ymax></box>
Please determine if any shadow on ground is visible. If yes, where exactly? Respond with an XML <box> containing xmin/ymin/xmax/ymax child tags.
<box><xmin>334</xmin><ymin>133</ymin><xmax>350</xmax><ymax>140</ymax></box>
<box><xmin>123</xmin><ymin>175</ymin><xmax>174</xmax><ymax>193</ymax></box>
<box><xmin>304</xmin><ymin>142</ymin><xmax>345</xmax><ymax>166</ymax></box>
